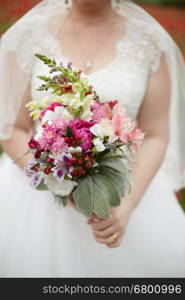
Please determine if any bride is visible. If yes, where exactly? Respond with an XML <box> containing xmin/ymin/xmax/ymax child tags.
<box><xmin>0</xmin><ymin>0</ymin><xmax>185</xmax><ymax>277</ymax></box>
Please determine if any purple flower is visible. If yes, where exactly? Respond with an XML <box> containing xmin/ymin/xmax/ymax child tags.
<box><xmin>67</xmin><ymin>62</ymin><xmax>72</xmax><ymax>70</ymax></box>
<box><xmin>24</xmin><ymin>160</ymin><xmax>44</xmax><ymax>188</ymax></box>
<box><xmin>52</xmin><ymin>152</ymin><xmax>72</xmax><ymax>182</ymax></box>
<box><xmin>30</xmin><ymin>172</ymin><xmax>43</xmax><ymax>188</ymax></box>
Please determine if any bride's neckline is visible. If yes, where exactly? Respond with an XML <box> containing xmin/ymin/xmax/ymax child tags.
<box><xmin>47</xmin><ymin>9</ymin><xmax>134</xmax><ymax>78</ymax></box>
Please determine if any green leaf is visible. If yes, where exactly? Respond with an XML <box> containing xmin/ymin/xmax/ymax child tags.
<box><xmin>66</xmin><ymin>126</ymin><xmax>73</xmax><ymax>137</ymax></box>
<box><xmin>91</xmin><ymin>175</ymin><xmax>110</xmax><ymax>218</ymax></box>
<box><xmin>37</xmin><ymin>75</ymin><xmax>52</xmax><ymax>82</ymax></box>
<box><xmin>72</xmin><ymin>176</ymin><xmax>94</xmax><ymax>217</ymax></box>
<box><xmin>36</xmin><ymin>181</ymin><xmax>48</xmax><ymax>191</ymax></box>
<box><xmin>54</xmin><ymin>195</ymin><xmax>69</xmax><ymax>207</ymax></box>
<box><xmin>100</xmin><ymin>157</ymin><xmax>128</xmax><ymax>175</ymax></box>
<box><xmin>99</xmin><ymin>166</ymin><xmax>125</xmax><ymax>197</ymax></box>
<box><xmin>105</xmin><ymin>144</ymin><xmax>117</xmax><ymax>153</ymax></box>
<box><xmin>35</xmin><ymin>53</ymin><xmax>56</xmax><ymax>67</ymax></box>
<box><xmin>92</xmin><ymin>174</ymin><xmax>121</xmax><ymax>207</ymax></box>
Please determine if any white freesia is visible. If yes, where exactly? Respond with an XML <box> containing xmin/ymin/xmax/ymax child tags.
<box><xmin>41</xmin><ymin>106</ymin><xmax>73</xmax><ymax>124</ymax></box>
<box><xmin>68</xmin><ymin>146</ymin><xmax>82</xmax><ymax>153</ymax></box>
<box><xmin>61</xmin><ymin>107</ymin><xmax>73</xmax><ymax>120</ymax></box>
<box><xmin>40</xmin><ymin>95</ymin><xmax>53</xmax><ymax>106</ymax></box>
<box><xmin>60</xmin><ymin>94</ymin><xmax>73</xmax><ymax>105</ymax></box>
<box><xmin>93</xmin><ymin>137</ymin><xmax>105</xmax><ymax>152</ymax></box>
<box><xmin>34</xmin><ymin>124</ymin><xmax>43</xmax><ymax>139</ymax></box>
<box><xmin>41</xmin><ymin>110</ymin><xmax>55</xmax><ymax>124</ymax></box>
<box><xmin>80</xmin><ymin>108</ymin><xmax>93</xmax><ymax>121</ymax></box>
<box><xmin>70</xmin><ymin>93</ymin><xmax>82</xmax><ymax>109</ymax></box>
<box><xmin>44</xmin><ymin>175</ymin><xmax>77</xmax><ymax>196</ymax></box>
<box><xmin>83</xmin><ymin>95</ymin><xmax>94</xmax><ymax>109</ymax></box>
<box><xmin>100</xmin><ymin>119</ymin><xmax>114</xmax><ymax>137</ymax></box>
<box><xmin>90</xmin><ymin>124</ymin><xmax>104</xmax><ymax>138</ymax></box>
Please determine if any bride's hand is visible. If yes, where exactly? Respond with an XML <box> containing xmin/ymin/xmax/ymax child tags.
<box><xmin>88</xmin><ymin>198</ymin><xmax>134</xmax><ymax>248</ymax></box>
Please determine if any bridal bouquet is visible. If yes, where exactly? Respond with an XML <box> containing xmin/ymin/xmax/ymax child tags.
<box><xmin>24</xmin><ymin>54</ymin><xmax>144</xmax><ymax>218</ymax></box>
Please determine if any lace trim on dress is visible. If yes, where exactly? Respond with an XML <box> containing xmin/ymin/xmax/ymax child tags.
<box><xmin>1</xmin><ymin>5</ymin><xmax>165</xmax><ymax>78</ymax></box>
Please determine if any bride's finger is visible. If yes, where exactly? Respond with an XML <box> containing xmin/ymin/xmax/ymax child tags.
<box><xmin>106</xmin><ymin>235</ymin><xmax>123</xmax><ymax>248</ymax></box>
<box><xmin>89</xmin><ymin>218</ymin><xmax>113</xmax><ymax>231</ymax></box>
<box><xmin>92</xmin><ymin>226</ymin><xmax>116</xmax><ymax>239</ymax></box>
<box><xmin>94</xmin><ymin>231</ymin><xmax>122</xmax><ymax>245</ymax></box>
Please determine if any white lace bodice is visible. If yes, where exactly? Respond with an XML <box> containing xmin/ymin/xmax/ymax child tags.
<box><xmin>30</xmin><ymin>18</ymin><xmax>164</xmax><ymax>121</ymax></box>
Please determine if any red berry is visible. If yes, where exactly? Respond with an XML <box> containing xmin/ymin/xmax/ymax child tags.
<box><xmin>44</xmin><ymin>168</ymin><xmax>51</xmax><ymax>174</ymax></box>
<box><xmin>71</xmin><ymin>141</ymin><xmax>76</xmax><ymax>147</ymax></box>
<box><xmin>86</xmin><ymin>163</ymin><xmax>92</xmax><ymax>168</ymax></box>
<box><xmin>33</xmin><ymin>165</ymin><xmax>40</xmax><ymax>171</ymax></box>
<box><xmin>77</xmin><ymin>160</ymin><xmax>83</xmax><ymax>166</ymax></box>
<box><xmin>72</xmin><ymin>168</ymin><xmax>78</xmax><ymax>176</ymax></box>
<box><xmin>46</xmin><ymin>157</ymin><xmax>52</xmax><ymax>163</ymax></box>
<box><xmin>78</xmin><ymin>167</ymin><xmax>84</xmax><ymax>174</ymax></box>
<box><xmin>73</xmin><ymin>152</ymin><xmax>79</xmax><ymax>156</ymax></box>
<box><xmin>71</xmin><ymin>157</ymin><xmax>77</xmax><ymax>164</ymax></box>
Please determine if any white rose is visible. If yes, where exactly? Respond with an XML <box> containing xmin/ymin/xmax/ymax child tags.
<box><xmin>44</xmin><ymin>175</ymin><xmax>77</xmax><ymax>196</ymax></box>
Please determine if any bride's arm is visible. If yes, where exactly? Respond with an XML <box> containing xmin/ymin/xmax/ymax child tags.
<box><xmin>89</xmin><ymin>55</ymin><xmax>171</xmax><ymax>247</ymax></box>
<box><xmin>0</xmin><ymin>83</ymin><xmax>34</xmax><ymax>169</ymax></box>
<box><xmin>123</xmin><ymin>54</ymin><xmax>171</xmax><ymax>210</ymax></box>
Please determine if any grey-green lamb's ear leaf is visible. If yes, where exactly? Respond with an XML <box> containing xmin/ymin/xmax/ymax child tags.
<box><xmin>99</xmin><ymin>166</ymin><xmax>125</xmax><ymax>197</ymax></box>
<box><xmin>100</xmin><ymin>157</ymin><xmax>128</xmax><ymax>175</ymax></box>
<box><xmin>54</xmin><ymin>195</ymin><xmax>69</xmax><ymax>207</ymax></box>
<box><xmin>36</xmin><ymin>180</ymin><xmax>48</xmax><ymax>191</ymax></box>
<box><xmin>92</xmin><ymin>174</ymin><xmax>121</xmax><ymax>207</ymax></box>
<box><xmin>91</xmin><ymin>176</ymin><xmax>110</xmax><ymax>219</ymax></box>
<box><xmin>72</xmin><ymin>176</ymin><xmax>94</xmax><ymax>217</ymax></box>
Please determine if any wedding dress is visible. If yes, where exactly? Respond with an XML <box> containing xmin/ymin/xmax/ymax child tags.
<box><xmin>0</xmin><ymin>0</ymin><xmax>185</xmax><ymax>277</ymax></box>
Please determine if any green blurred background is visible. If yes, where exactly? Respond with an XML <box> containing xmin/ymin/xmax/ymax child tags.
<box><xmin>0</xmin><ymin>0</ymin><xmax>185</xmax><ymax>210</ymax></box>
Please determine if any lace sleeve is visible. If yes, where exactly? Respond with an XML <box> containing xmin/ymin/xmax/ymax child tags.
<box><xmin>142</xmin><ymin>27</ymin><xmax>166</xmax><ymax>75</ymax></box>
<box><xmin>0</xmin><ymin>15</ymin><xmax>39</xmax><ymax>140</ymax></box>
<box><xmin>149</xmin><ymin>41</ymin><xmax>162</xmax><ymax>75</ymax></box>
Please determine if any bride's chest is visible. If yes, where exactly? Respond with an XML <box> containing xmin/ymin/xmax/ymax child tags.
<box><xmin>29</xmin><ymin>17</ymin><xmax>162</xmax><ymax>120</ymax></box>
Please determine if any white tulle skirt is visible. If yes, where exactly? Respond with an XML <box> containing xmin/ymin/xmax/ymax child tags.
<box><xmin>0</xmin><ymin>152</ymin><xmax>185</xmax><ymax>278</ymax></box>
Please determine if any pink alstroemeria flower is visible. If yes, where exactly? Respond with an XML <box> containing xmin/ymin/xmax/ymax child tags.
<box><xmin>111</xmin><ymin>112</ymin><xmax>130</xmax><ymax>140</ymax></box>
<box><xmin>119</xmin><ymin>122</ymin><xmax>145</xmax><ymax>152</ymax></box>
<box><xmin>101</xmin><ymin>103</ymin><xmax>113</xmax><ymax>120</ymax></box>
